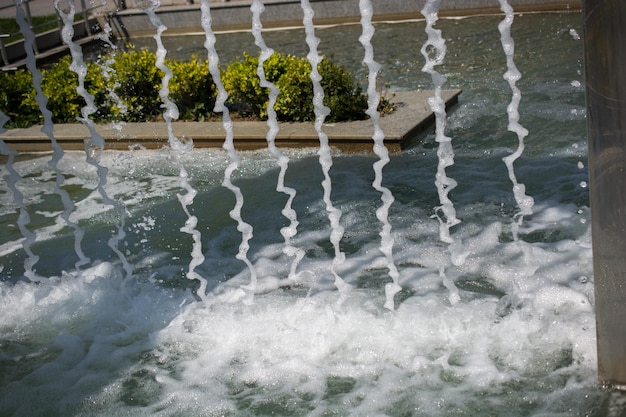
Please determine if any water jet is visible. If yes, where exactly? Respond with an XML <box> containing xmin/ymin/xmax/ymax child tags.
<box><xmin>0</xmin><ymin>1</ymin><xmax>612</xmax><ymax>415</ymax></box>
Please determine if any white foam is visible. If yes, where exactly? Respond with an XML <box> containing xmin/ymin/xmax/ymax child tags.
<box><xmin>0</xmin><ymin>147</ymin><xmax>600</xmax><ymax>415</ymax></box>
<box><xmin>0</xmin><ymin>8</ymin><xmax>600</xmax><ymax>416</ymax></box>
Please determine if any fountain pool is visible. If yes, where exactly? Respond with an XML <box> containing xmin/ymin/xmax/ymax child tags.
<box><xmin>0</xmin><ymin>8</ymin><xmax>613</xmax><ymax>417</ymax></box>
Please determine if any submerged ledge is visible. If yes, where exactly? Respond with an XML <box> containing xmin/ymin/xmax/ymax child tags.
<box><xmin>0</xmin><ymin>89</ymin><xmax>460</xmax><ymax>154</ymax></box>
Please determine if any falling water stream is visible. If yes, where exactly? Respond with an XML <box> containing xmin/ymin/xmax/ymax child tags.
<box><xmin>497</xmin><ymin>0</ymin><xmax>535</xmax><ymax>239</ymax></box>
<box><xmin>301</xmin><ymin>0</ymin><xmax>349</xmax><ymax>300</ymax></box>
<box><xmin>358</xmin><ymin>0</ymin><xmax>401</xmax><ymax>311</ymax></box>
<box><xmin>55</xmin><ymin>0</ymin><xmax>135</xmax><ymax>280</ymax></box>
<box><xmin>420</xmin><ymin>0</ymin><xmax>462</xmax><ymax>307</ymax></box>
<box><xmin>249</xmin><ymin>0</ymin><xmax>305</xmax><ymax>287</ymax></box>
<box><xmin>0</xmin><ymin>3</ymin><xmax>614</xmax><ymax>416</ymax></box>
<box><xmin>15</xmin><ymin>0</ymin><xmax>90</xmax><ymax>278</ymax></box>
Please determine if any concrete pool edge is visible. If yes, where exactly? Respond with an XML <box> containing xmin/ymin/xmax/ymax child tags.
<box><xmin>0</xmin><ymin>89</ymin><xmax>461</xmax><ymax>154</ymax></box>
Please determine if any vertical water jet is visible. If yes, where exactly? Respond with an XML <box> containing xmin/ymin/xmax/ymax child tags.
<box><xmin>358</xmin><ymin>0</ymin><xmax>400</xmax><ymax>310</ymax></box>
<box><xmin>250</xmin><ymin>0</ymin><xmax>304</xmax><ymax>283</ymax></box>
<box><xmin>497</xmin><ymin>0</ymin><xmax>534</xmax><ymax>241</ymax></box>
<box><xmin>200</xmin><ymin>0</ymin><xmax>258</xmax><ymax>303</ymax></box>
<box><xmin>139</xmin><ymin>0</ymin><xmax>209</xmax><ymax>299</ymax></box>
<box><xmin>300</xmin><ymin>0</ymin><xmax>350</xmax><ymax>299</ymax></box>
<box><xmin>420</xmin><ymin>0</ymin><xmax>460</xmax><ymax>245</ymax></box>
<box><xmin>56</xmin><ymin>0</ymin><xmax>133</xmax><ymax>278</ymax></box>
<box><xmin>420</xmin><ymin>0</ymin><xmax>461</xmax><ymax>305</ymax></box>
<box><xmin>0</xmin><ymin>108</ymin><xmax>40</xmax><ymax>282</ymax></box>
<box><xmin>15</xmin><ymin>0</ymin><xmax>89</xmax><ymax>273</ymax></box>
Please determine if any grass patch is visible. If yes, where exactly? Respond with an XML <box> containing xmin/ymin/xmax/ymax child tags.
<box><xmin>0</xmin><ymin>13</ymin><xmax>76</xmax><ymax>42</ymax></box>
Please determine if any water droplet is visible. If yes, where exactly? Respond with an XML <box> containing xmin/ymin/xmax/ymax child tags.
<box><xmin>569</xmin><ymin>28</ymin><xmax>580</xmax><ymax>40</ymax></box>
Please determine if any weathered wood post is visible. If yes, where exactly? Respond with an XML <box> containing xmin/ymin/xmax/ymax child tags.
<box><xmin>583</xmin><ymin>0</ymin><xmax>626</xmax><ymax>388</ymax></box>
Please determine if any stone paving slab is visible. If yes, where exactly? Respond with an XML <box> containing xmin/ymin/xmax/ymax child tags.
<box><xmin>0</xmin><ymin>89</ymin><xmax>461</xmax><ymax>153</ymax></box>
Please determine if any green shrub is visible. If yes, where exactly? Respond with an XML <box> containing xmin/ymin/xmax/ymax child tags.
<box><xmin>221</xmin><ymin>52</ymin><xmax>266</xmax><ymax>117</ymax></box>
<box><xmin>104</xmin><ymin>48</ymin><xmax>217</xmax><ymax>122</ymax></box>
<box><xmin>108</xmin><ymin>47</ymin><xmax>164</xmax><ymax>122</ymax></box>
<box><xmin>273</xmin><ymin>54</ymin><xmax>315</xmax><ymax>122</ymax></box>
<box><xmin>0</xmin><ymin>49</ymin><xmax>382</xmax><ymax>128</ymax></box>
<box><xmin>1</xmin><ymin>56</ymin><xmax>108</xmax><ymax>127</ymax></box>
<box><xmin>222</xmin><ymin>52</ymin><xmax>368</xmax><ymax>122</ymax></box>
<box><xmin>31</xmin><ymin>55</ymin><xmax>109</xmax><ymax>123</ymax></box>
<box><xmin>0</xmin><ymin>49</ymin><xmax>218</xmax><ymax>127</ymax></box>
<box><xmin>169</xmin><ymin>55</ymin><xmax>216</xmax><ymax>121</ymax></box>
<box><xmin>0</xmin><ymin>69</ymin><xmax>38</xmax><ymax>128</ymax></box>
<box><xmin>318</xmin><ymin>58</ymin><xmax>370</xmax><ymax>122</ymax></box>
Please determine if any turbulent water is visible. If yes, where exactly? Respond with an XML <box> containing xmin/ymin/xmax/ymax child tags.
<box><xmin>0</xmin><ymin>10</ymin><xmax>615</xmax><ymax>417</ymax></box>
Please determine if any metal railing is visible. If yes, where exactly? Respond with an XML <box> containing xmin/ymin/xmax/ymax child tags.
<box><xmin>0</xmin><ymin>0</ymin><xmax>104</xmax><ymax>68</ymax></box>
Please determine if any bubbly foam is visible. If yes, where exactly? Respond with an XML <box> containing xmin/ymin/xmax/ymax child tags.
<box><xmin>0</xmin><ymin>146</ymin><xmax>600</xmax><ymax>415</ymax></box>
<box><xmin>0</xmin><ymin>9</ymin><xmax>604</xmax><ymax>417</ymax></box>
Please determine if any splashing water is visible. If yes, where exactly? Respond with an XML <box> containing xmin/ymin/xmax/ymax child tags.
<box><xmin>358</xmin><ymin>0</ymin><xmax>401</xmax><ymax>310</ymax></box>
<box><xmin>301</xmin><ymin>0</ymin><xmax>350</xmax><ymax>300</ymax></box>
<box><xmin>94</xmin><ymin>8</ymin><xmax>128</xmax><ymax>121</ymax></box>
<box><xmin>251</xmin><ymin>0</ymin><xmax>305</xmax><ymax>284</ymax></box>
<box><xmin>0</xmin><ymin>5</ymin><xmax>607</xmax><ymax>417</ymax></box>
<box><xmin>498</xmin><ymin>0</ymin><xmax>535</xmax><ymax>240</ymax></box>
<box><xmin>200</xmin><ymin>0</ymin><xmax>258</xmax><ymax>303</ymax></box>
<box><xmin>420</xmin><ymin>0</ymin><xmax>460</xmax><ymax>246</ymax></box>
<box><xmin>56</xmin><ymin>0</ymin><xmax>133</xmax><ymax>279</ymax></box>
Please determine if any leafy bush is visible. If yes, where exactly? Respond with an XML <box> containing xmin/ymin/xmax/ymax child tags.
<box><xmin>33</xmin><ymin>55</ymin><xmax>109</xmax><ymax>123</ymax></box>
<box><xmin>221</xmin><ymin>52</ymin><xmax>266</xmax><ymax>118</ymax></box>
<box><xmin>169</xmin><ymin>55</ymin><xmax>216</xmax><ymax>121</ymax></box>
<box><xmin>222</xmin><ymin>52</ymin><xmax>368</xmax><ymax>122</ymax></box>
<box><xmin>106</xmin><ymin>48</ymin><xmax>216</xmax><ymax>122</ymax></box>
<box><xmin>1</xmin><ymin>49</ymin><xmax>386</xmax><ymax>128</ymax></box>
<box><xmin>318</xmin><ymin>58</ymin><xmax>370</xmax><ymax>122</ymax></box>
<box><xmin>0</xmin><ymin>48</ymin><xmax>218</xmax><ymax>126</ymax></box>
<box><xmin>108</xmin><ymin>47</ymin><xmax>164</xmax><ymax>121</ymax></box>
<box><xmin>0</xmin><ymin>69</ymin><xmax>37</xmax><ymax>128</ymax></box>
<box><xmin>1</xmin><ymin>56</ymin><xmax>108</xmax><ymax>128</ymax></box>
